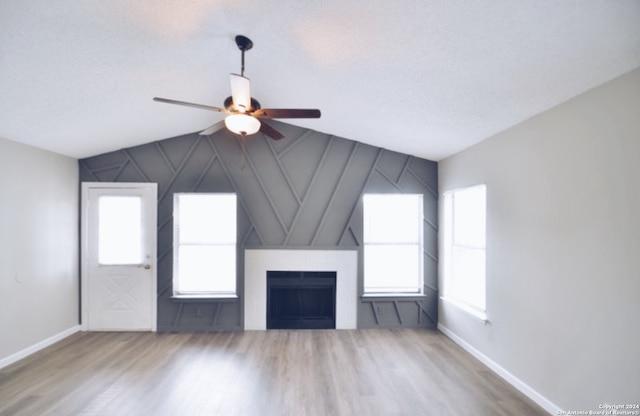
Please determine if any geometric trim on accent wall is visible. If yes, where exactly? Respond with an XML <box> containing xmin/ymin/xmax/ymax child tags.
<box><xmin>79</xmin><ymin>121</ymin><xmax>438</xmax><ymax>331</ymax></box>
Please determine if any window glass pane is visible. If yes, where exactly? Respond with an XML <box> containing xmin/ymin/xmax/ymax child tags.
<box><xmin>452</xmin><ymin>186</ymin><xmax>486</xmax><ymax>247</ymax></box>
<box><xmin>363</xmin><ymin>194</ymin><xmax>423</xmax><ymax>294</ymax></box>
<box><xmin>98</xmin><ymin>196</ymin><xmax>142</xmax><ymax>265</ymax></box>
<box><xmin>177</xmin><ymin>194</ymin><xmax>236</xmax><ymax>244</ymax></box>
<box><xmin>443</xmin><ymin>184</ymin><xmax>487</xmax><ymax>312</ymax></box>
<box><xmin>364</xmin><ymin>245</ymin><xmax>421</xmax><ymax>292</ymax></box>
<box><xmin>363</xmin><ymin>194</ymin><xmax>421</xmax><ymax>243</ymax></box>
<box><xmin>451</xmin><ymin>247</ymin><xmax>486</xmax><ymax>308</ymax></box>
<box><xmin>176</xmin><ymin>245</ymin><xmax>236</xmax><ymax>293</ymax></box>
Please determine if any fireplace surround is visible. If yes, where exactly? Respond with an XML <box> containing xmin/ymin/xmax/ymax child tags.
<box><xmin>244</xmin><ymin>250</ymin><xmax>358</xmax><ymax>330</ymax></box>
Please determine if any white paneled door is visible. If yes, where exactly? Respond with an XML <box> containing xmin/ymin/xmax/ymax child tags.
<box><xmin>82</xmin><ymin>183</ymin><xmax>157</xmax><ymax>331</ymax></box>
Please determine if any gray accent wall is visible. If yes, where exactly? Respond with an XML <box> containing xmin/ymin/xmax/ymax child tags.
<box><xmin>79</xmin><ymin>122</ymin><xmax>437</xmax><ymax>331</ymax></box>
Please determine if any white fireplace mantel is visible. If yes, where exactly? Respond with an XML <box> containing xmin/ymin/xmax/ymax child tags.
<box><xmin>244</xmin><ymin>249</ymin><xmax>358</xmax><ymax>330</ymax></box>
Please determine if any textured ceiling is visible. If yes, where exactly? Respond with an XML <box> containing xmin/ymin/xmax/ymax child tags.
<box><xmin>1</xmin><ymin>1</ymin><xmax>639</xmax><ymax>161</ymax></box>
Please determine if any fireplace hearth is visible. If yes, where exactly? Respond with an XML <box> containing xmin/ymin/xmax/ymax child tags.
<box><xmin>267</xmin><ymin>271</ymin><xmax>336</xmax><ymax>329</ymax></box>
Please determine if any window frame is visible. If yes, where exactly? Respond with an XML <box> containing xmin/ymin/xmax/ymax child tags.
<box><xmin>362</xmin><ymin>193</ymin><xmax>424</xmax><ymax>296</ymax></box>
<box><xmin>172</xmin><ymin>192</ymin><xmax>238</xmax><ymax>299</ymax></box>
<box><xmin>441</xmin><ymin>184</ymin><xmax>487</xmax><ymax>321</ymax></box>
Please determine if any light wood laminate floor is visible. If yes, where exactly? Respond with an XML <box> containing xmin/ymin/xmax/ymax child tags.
<box><xmin>0</xmin><ymin>329</ymin><xmax>547</xmax><ymax>416</ymax></box>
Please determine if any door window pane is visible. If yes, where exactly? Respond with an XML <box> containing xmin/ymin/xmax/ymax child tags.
<box><xmin>98</xmin><ymin>196</ymin><xmax>142</xmax><ymax>265</ymax></box>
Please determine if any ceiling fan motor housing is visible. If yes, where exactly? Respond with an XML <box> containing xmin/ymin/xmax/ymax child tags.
<box><xmin>224</xmin><ymin>96</ymin><xmax>261</xmax><ymax>113</ymax></box>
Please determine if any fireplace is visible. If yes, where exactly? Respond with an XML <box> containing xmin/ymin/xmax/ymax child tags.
<box><xmin>244</xmin><ymin>250</ymin><xmax>357</xmax><ymax>330</ymax></box>
<box><xmin>267</xmin><ymin>271</ymin><xmax>336</xmax><ymax>329</ymax></box>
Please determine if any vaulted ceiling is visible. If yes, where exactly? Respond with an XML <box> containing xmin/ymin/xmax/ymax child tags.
<box><xmin>1</xmin><ymin>1</ymin><xmax>639</xmax><ymax>161</ymax></box>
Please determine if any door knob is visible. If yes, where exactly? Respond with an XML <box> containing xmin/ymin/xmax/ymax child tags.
<box><xmin>143</xmin><ymin>264</ymin><xmax>151</xmax><ymax>270</ymax></box>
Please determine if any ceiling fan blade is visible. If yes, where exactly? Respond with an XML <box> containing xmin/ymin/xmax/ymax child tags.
<box><xmin>252</xmin><ymin>108</ymin><xmax>321</xmax><ymax>119</ymax></box>
<box><xmin>230</xmin><ymin>74</ymin><xmax>251</xmax><ymax>112</ymax></box>
<box><xmin>199</xmin><ymin>121</ymin><xmax>225</xmax><ymax>136</ymax></box>
<box><xmin>259</xmin><ymin>121</ymin><xmax>285</xmax><ymax>140</ymax></box>
<box><xmin>153</xmin><ymin>97</ymin><xmax>226</xmax><ymax>113</ymax></box>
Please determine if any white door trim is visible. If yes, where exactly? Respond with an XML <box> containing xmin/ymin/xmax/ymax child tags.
<box><xmin>81</xmin><ymin>182</ymin><xmax>158</xmax><ymax>331</ymax></box>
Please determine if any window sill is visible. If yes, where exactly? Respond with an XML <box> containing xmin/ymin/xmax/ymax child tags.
<box><xmin>361</xmin><ymin>293</ymin><xmax>427</xmax><ymax>302</ymax></box>
<box><xmin>440</xmin><ymin>296</ymin><xmax>488</xmax><ymax>324</ymax></box>
<box><xmin>171</xmin><ymin>294</ymin><xmax>238</xmax><ymax>303</ymax></box>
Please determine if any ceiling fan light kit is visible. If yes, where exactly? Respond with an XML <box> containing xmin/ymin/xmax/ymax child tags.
<box><xmin>153</xmin><ymin>35</ymin><xmax>320</xmax><ymax>140</ymax></box>
<box><xmin>225</xmin><ymin>113</ymin><xmax>261</xmax><ymax>135</ymax></box>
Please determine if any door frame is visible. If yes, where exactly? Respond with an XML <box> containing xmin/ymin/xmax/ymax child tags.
<box><xmin>80</xmin><ymin>182</ymin><xmax>158</xmax><ymax>331</ymax></box>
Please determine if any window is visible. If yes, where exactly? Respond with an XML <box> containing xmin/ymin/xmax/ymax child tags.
<box><xmin>442</xmin><ymin>184</ymin><xmax>487</xmax><ymax>317</ymax></box>
<box><xmin>363</xmin><ymin>194</ymin><xmax>423</xmax><ymax>294</ymax></box>
<box><xmin>173</xmin><ymin>193</ymin><xmax>237</xmax><ymax>297</ymax></box>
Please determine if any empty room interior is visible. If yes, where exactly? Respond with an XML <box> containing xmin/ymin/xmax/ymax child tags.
<box><xmin>1</xmin><ymin>2</ymin><xmax>639</xmax><ymax>415</ymax></box>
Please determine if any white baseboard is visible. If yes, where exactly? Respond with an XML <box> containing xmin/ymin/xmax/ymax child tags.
<box><xmin>0</xmin><ymin>325</ymin><xmax>82</xmax><ymax>370</ymax></box>
<box><xmin>438</xmin><ymin>323</ymin><xmax>562</xmax><ymax>415</ymax></box>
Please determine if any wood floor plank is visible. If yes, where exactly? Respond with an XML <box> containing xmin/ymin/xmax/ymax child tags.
<box><xmin>0</xmin><ymin>329</ymin><xmax>547</xmax><ymax>416</ymax></box>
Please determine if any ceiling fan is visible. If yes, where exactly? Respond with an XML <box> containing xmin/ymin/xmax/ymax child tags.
<box><xmin>153</xmin><ymin>35</ymin><xmax>321</xmax><ymax>141</ymax></box>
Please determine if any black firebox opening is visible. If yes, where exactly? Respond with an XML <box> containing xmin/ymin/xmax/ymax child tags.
<box><xmin>267</xmin><ymin>271</ymin><xmax>336</xmax><ymax>329</ymax></box>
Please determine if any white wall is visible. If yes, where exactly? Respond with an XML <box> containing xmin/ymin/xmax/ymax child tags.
<box><xmin>438</xmin><ymin>68</ymin><xmax>640</xmax><ymax>412</ymax></box>
<box><xmin>0</xmin><ymin>137</ymin><xmax>79</xmax><ymax>365</ymax></box>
